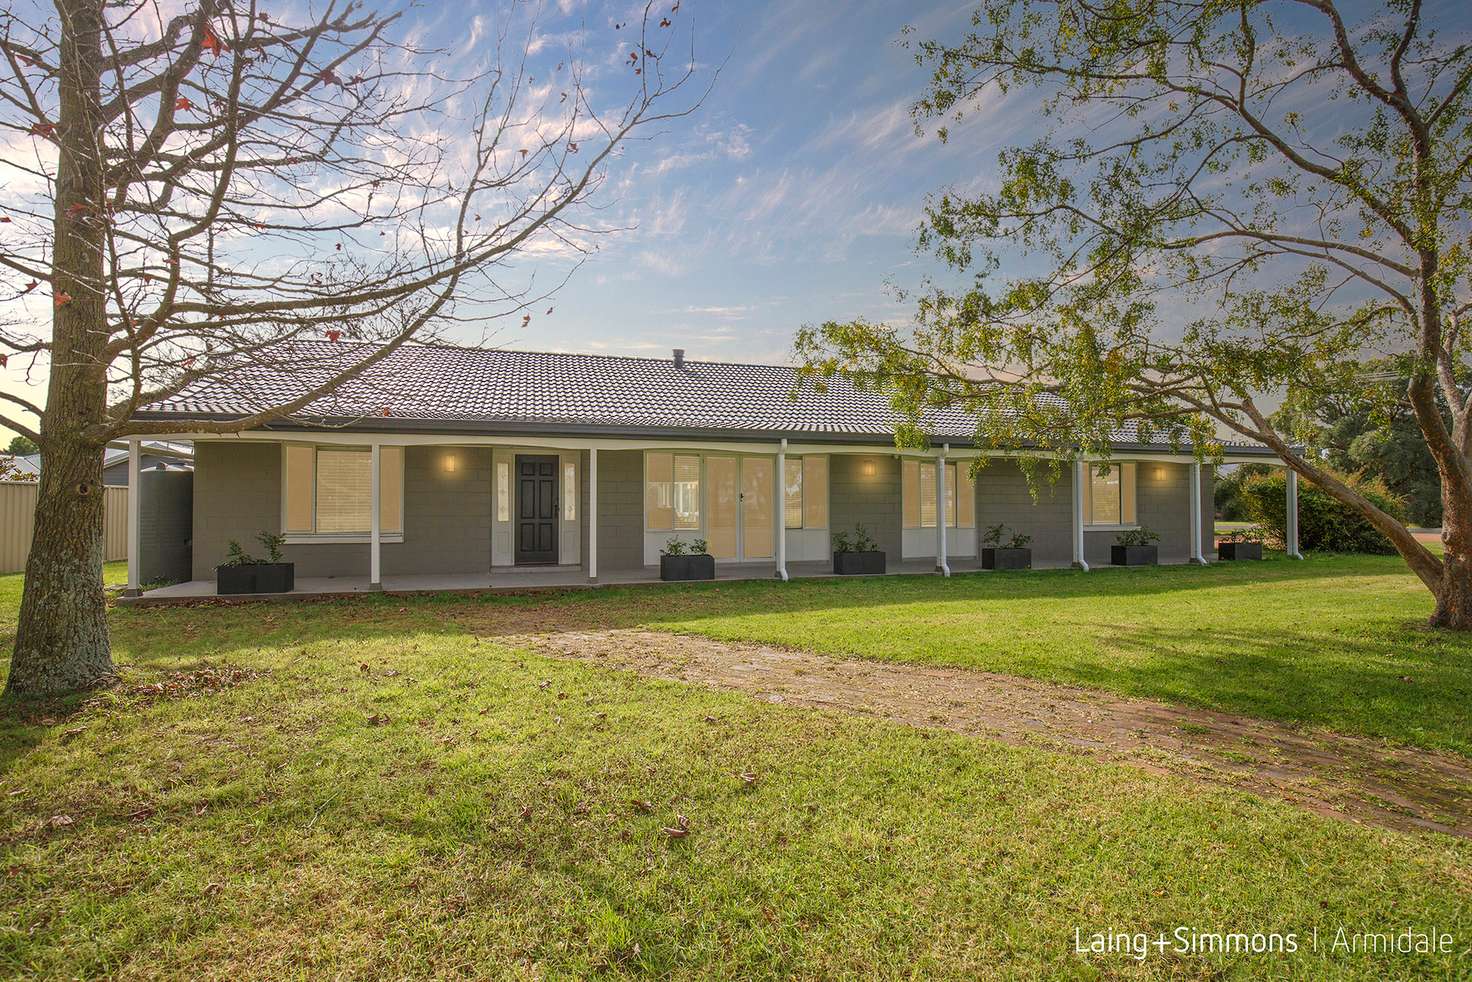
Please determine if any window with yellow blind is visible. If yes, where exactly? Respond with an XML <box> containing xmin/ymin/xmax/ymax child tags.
<box><xmin>1084</xmin><ymin>462</ymin><xmax>1137</xmax><ymax>526</ymax></box>
<box><xmin>645</xmin><ymin>452</ymin><xmax>701</xmax><ymax>531</ymax></box>
<box><xmin>283</xmin><ymin>445</ymin><xmax>403</xmax><ymax>537</ymax></box>
<box><xmin>902</xmin><ymin>460</ymin><xmax>975</xmax><ymax>529</ymax></box>
<box><xmin>781</xmin><ymin>455</ymin><xmax>829</xmax><ymax>529</ymax></box>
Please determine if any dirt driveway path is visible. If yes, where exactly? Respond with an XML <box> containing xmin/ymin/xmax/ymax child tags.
<box><xmin>496</xmin><ymin>627</ymin><xmax>1472</xmax><ymax>839</ymax></box>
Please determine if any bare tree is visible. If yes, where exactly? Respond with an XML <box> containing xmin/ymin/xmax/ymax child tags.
<box><xmin>0</xmin><ymin>0</ymin><xmax>704</xmax><ymax>696</ymax></box>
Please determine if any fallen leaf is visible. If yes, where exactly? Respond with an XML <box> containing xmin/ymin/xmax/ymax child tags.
<box><xmin>129</xmin><ymin>806</ymin><xmax>155</xmax><ymax>822</ymax></box>
<box><xmin>519</xmin><ymin>804</ymin><xmax>533</xmax><ymax>820</ymax></box>
<box><xmin>325</xmin><ymin>329</ymin><xmax>342</xmax><ymax>342</ymax></box>
<box><xmin>662</xmin><ymin>814</ymin><xmax>690</xmax><ymax>838</ymax></box>
<box><xmin>46</xmin><ymin>814</ymin><xmax>74</xmax><ymax>829</ymax></box>
<box><xmin>366</xmin><ymin>713</ymin><xmax>391</xmax><ymax>726</ymax></box>
<box><xmin>739</xmin><ymin>771</ymin><xmax>758</xmax><ymax>786</ymax></box>
<box><xmin>632</xmin><ymin>798</ymin><xmax>652</xmax><ymax>813</ymax></box>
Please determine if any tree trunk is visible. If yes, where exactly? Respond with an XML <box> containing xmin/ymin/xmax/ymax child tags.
<box><xmin>3</xmin><ymin>0</ymin><xmax>115</xmax><ymax>698</ymax></box>
<box><xmin>4</xmin><ymin>442</ymin><xmax>112</xmax><ymax>697</ymax></box>
<box><xmin>1430</xmin><ymin>551</ymin><xmax>1472</xmax><ymax>629</ymax></box>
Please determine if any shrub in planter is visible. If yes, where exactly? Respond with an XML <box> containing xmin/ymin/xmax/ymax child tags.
<box><xmin>980</xmin><ymin>523</ymin><xmax>1032</xmax><ymax>570</ymax></box>
<box><xmin>660</xmin><ymin>537</ymin><xmax>715</xmax><ymax>581</ymax></box>
<box><xmin>215</xmin><ymin>532</ymin><xmax>295</xmax><ymax>595</ymax></box>
<box><xmin>1111</xmin><ymin>527</ymin><xmax>1160</xmax><ymax>566</ymax></box>
<box><xmin>1217</xmin><ymin>526</ymin><xmax>1264</xmax><ymax>561</ymax></box>
<box><xmin>1238</xmin><ymin>469</ymin><xmax>1404</xmax><ymax>554</ymax></box>
<box><xmin>832</xmin><ymin>523</ymin><xmax>885</xmax><ymax>575</ymax></box>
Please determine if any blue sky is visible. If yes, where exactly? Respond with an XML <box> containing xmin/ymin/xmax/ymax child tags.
<box><xmin>461</xmin><ymin>0</ymin><xmax>1004</xmax><ymax>365</ymax></box>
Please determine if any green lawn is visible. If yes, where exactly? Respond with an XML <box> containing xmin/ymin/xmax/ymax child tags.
<box><xmin>461</xmin><ymin>553</ymin><xmax>1472</xmax><ymax>756</ymax></box>
<box><xmin>0</xmin><ymin>557</ymin><xmax>1469</xmax><ymax>978</ymax></box>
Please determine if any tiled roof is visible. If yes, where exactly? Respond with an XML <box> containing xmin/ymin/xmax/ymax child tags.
<box><xmin>137</xmin><ymin>340</ymin><xmax>1273</xmax><ymax>452</ymax></box>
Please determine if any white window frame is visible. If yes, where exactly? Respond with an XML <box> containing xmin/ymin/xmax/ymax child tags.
<box><xmin>644</xmin><ymin>451</ymin><xmax>702</xmax><ymax>533</ymax></box>
<box><xmin>1083</xmin><ymin>461</ymin><xmax>1139</xmax><ymax>530</ymax></box>
<box><xmin>281</xmin><ymin>443</ymin><xmax>405</xmax><ymax>544</ymax></box>
<box><xmin>783</xmin><ymin>455</ymin><xmax>829</xmax><ymax>531</ymax></box>
<box><xmin>902</xmin><ymin>460</ymin><xmax>975</xmax><ymax>530</ymax></box>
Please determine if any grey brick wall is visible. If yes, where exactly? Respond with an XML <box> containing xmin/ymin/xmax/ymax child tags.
<box><xmin>974</xmin><ymin>460</ymin><xmax>1074</xmax><ymax>565</ymax></box>
<box><xmin>1083</xmin><ymin>462</ymin><xmax>1214</xmax><ymax>565</ymax></box>
<box><xmin>596</xmin><ymin>449</ymin><xmax>644</xmax><ymax>571</ymax></box>
<box><xmin>192</xmin><ymin>442</ymin><xmax>492</xmax><ymax>579</ymax></box>
<box><xmin>139</xmin><ymin>469</ymin><xmax>192</xmax><ymax>584</ymax></box>
<box><xmin>829</xmin><ymin>454</ymin><xmax>901</xmax><ymax>559</ymax></box>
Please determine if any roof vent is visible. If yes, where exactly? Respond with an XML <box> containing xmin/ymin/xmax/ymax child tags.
<box><xmin>672</xmin><ymin>348</ymin><xmax>685</xmax><ymax>369</ymax></box>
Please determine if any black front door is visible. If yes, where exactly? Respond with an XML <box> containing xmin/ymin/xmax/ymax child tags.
<box><xmin>515</xmin><ymin>455</ymin><xmax>559</xmax><ymax>564</ymax></box>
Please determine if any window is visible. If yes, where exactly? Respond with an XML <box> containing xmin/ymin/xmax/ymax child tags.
<box><xmin>563</xmin><ymin>461</ymin><xmax>577</xmax><ymax>521</ymax></box>
<box><xmin>781</xmin><ymin>455</ymin><xmax>829</xmax><ymax>530</ymax></box>
<box><xmin>783</xmin><ymin>459</ymin><xmax>803</xmax><ymax>529</ymax></box>
<box><xmin>802</xmin><ymin>455</ymin><xmax>828</xmax><ymax>528</ymax></box>
<box><xmin>1085</xmin><ymin>462</ymin><xmax>1137</xmax><ymax>526</ymax></box>
<box><xmin>903</xmin><ymin>459</ymin><xmax>976</xmax><ymax>529</ymax></box>
<box><xmin>646</xmin><ymin>452</ymin><xmax>701</xmax><ymax>531</ymax></box>
<box><xmin>496</xmin><ymin>461</ymin><xmax>510</xmax><ymax>522</ymax></box>
<box><xmin>283</xmin><ymin>445</ymin><xmax>402</xmax><ymax>536</ymax></box>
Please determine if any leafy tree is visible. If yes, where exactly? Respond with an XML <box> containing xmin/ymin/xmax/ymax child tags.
<box><xmin>1273</xmin><ymin>357</ymin><xmax>1448</xmax><ymax>526</ymax></box>
<box><xmin>1239</xmin><ymin>469</ymin><xmax>1405</xmax><ymax>554</ymax></box>
<box><xmin>1214</xmin><ymin>463</ymin><xmax>1273</xmax><ymax>521</ymax></box>
<box><xmin>0</xmin><ymin>1</ymin><xmax>703</xmax><ymax>696</ymax></box>
<box><xmin>5</xmin><ymin>435</ymin><xmax>38</xmax><ymax>456</ymax></box>
<box><xmin>798</xmin><ymin>1</ymin><xmax>1472</xmax><ymax>627</ymax></box>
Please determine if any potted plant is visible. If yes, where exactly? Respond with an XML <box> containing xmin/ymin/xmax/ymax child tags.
<box><xmin>980</xmin><ymin>523</ymin><xmax>1032</xmax><ymax>570</ymax></box>
<box><xmin>215</xmin><ymin>531</ymin><xmax>295</xmax><ymax>594</ymax></box>
<box><xmin>1217</xmin><ymin>526</ymin><xmax>1265</xmax><ymax>561</ymax></box>
<box><xmin>832</xmin><ymin>523</ymin><xmax>885</xmax><ymax>575</ymax></box>
<box><xmin>1111</xmin><ymin>527</ymin><xmax>1160</xmax><ymax>566</ymax></box>
<box><xmin>660</xmin><ymin>537</ymin><xmax>715</xmax><ymax>581</ymax></box>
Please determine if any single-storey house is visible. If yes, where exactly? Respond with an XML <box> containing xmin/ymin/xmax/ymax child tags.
<box><xmin>123</xmin><ymin>341</ymin><xmax>1299</xmax><ymax>597</ymax></box>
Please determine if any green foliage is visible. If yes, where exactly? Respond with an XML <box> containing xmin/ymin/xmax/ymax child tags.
<box><xmin>1115</xmin><ymin>527</ymin><xmax>1160</xmax><ymax>548</ymax></box>
<box><xmin>255</xmin><ymin>531</ymin><xmax>286</xmax><ymax>563</ymax></box>
<box><xmin>1272</xmin><ymin>357</ymin><xmax>1449</xmax><ymax>527</ymax></box>
<box><xmin>1214</xmin><ymin>464</ymin><xmax>1273</xmax><ymax>521</ymax></box>
<box><xmin>1240</xmin><ymin>471</ymin><xmax>1404</xmax><ymax>554</ymax></box>
<box><xmin>690</xmin><ymin>538</ymin><xmax>710</xmax><ymax>556</ymax></box>
<box><xmin>222</xmin><ymin>540</ymin><xmax>256</xmax><ymax>566</ymax></box>
<box><xmin>5</xmin><ymin>435</ymin><xmax>38</xmax><ymax>456</ymax></box>
<box><xmin>832</xmin><ymin>523</ymin><xmax>878</xmax><ymax>554</ymax></box>
<box><xmin>1219</xmin><ymin>525</ymin><xmax>1265</xmax><ymax>544</ymax></box>
<box><xmin>982</xmin><ymin>522</ymin><xmax>1031</xmax><ymax>549</ymax></box>
<box><xmin>661</xmin><ymin>538</ymin><xmax>688</xmax><ymax>557</ymax></box>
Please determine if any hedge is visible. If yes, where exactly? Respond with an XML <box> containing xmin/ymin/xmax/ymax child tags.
<box><xmin>1238</xmin><ymin>470</ymin><xmax>1406</xmax><ymax>554</ymax></box>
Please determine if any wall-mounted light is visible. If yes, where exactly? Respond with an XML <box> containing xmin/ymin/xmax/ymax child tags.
<box><xmin>443</xmin><ymin>453</ymin><xmax>459</xmax><ymax>474</ymax></box>
<box><xmin>1155</xmin><ymin>466</ymin><xmax>1167</xmax><ymax>480</ymax></box>
<box><xmin>861</xmin><ymin>458</ymin><xmax>877</xmax><ymax>478</ymax></box>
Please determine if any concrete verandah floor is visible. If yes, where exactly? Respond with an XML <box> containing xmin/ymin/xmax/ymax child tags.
<box><xmin>123</xmin><ymin>555</ymin><xmax>1199</xmax><ymax>604</ymax></box>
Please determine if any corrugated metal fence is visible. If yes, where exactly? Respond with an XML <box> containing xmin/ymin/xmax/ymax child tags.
<box><xmin>0</xmin><ymin>482</ymin><xmax>128</xmax><ymax>573</ymax></box>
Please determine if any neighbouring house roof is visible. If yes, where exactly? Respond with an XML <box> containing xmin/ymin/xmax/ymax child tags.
<box><xmin>11</xmin><ymin>442</ymin><xmax>193</xmax><ymax>482</ymax></box>
<box><xmin>134</xmin><ymin>340</ymin><xmax>1276</xmax><ymax>454</ymax></box>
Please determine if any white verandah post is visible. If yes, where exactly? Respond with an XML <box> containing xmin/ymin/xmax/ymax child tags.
<box><xmin>776</xmin><ymin>439</ymin><xmax>789</xmax><ymax>581</ymax></box>
<box><xmin>1072</xmin><ymin>458</ymin><xmax>1090</xmax><ymax>571</ymax></box>
<box><xmin>1286</xmin><ymin>468</ymin><xmax>1303</xmax><ymax>559</ymax></box>
<box><xmin>125</xmin><ymin>438</ymin><xmax>141</xmax><ymax>597</ymax></box>
<box><xmin>370</xmin><ymin>443</ymin><xmax>382</xmax><ymax>591</ymax></box>
<box><xmin>1189</xmin><ymin>461</ymin><xmax>1206</xmax><ymax>565</ymax></box>
<box><xmin>936</xmin><ymin>444</ymin><xmax>950</xmax><ymax>576</ymax></box>
<box><xmin>588</xmin><ymin>448</ymin><xmax>599</xmax><ymax>582</ymax></box>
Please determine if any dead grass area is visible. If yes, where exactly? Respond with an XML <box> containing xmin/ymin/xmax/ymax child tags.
<box><xmin>499</xmin><ymin>626</ymin><xmax>1472</xmax><ymax>839</ymax></box>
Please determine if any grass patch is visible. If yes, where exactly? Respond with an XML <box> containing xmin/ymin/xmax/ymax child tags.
<box><xmin>0</xmin><ymin>558</ymin><xmax>1468</xmax><ymax>977</ymax></box>
<box><xmin>447</xmin><ymin>553</ymin><xmax>1472</xmax><ymax>756</ymax></box>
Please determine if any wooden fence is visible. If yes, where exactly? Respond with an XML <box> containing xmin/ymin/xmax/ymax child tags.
<box><xmin>0</xmin><ymin>482</ymin><xmax>128</xmax><ymax>573</ymax></box>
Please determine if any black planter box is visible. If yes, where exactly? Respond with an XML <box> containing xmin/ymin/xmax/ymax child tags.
<box><xmin>833</xmin><ymin>550</ymin><xmax>886</xmax><ymax>575</ymax></box>
<box><xmin>1111</xmin><ymin>545</ymin><xmax>1158</xmax><ymax>567</ymax></box>
<box><xmin>1217</xmin><ymin>541</ymin><xmax>1263</xmax><ymax>561</ymax></box>
<box><xmin>660</xmin><ymin>554</ymin><xmax>715</xmax><ymax>581</ymax></box>
<box><xmin>981</xmin><ymin>547</ymin><xmax>1032</xmax><ymax>570</ymax></box>
<box><xmin>215</xmin><ymin>562</ymin><xmax>295</xmax><ymax>595</ymax></box>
